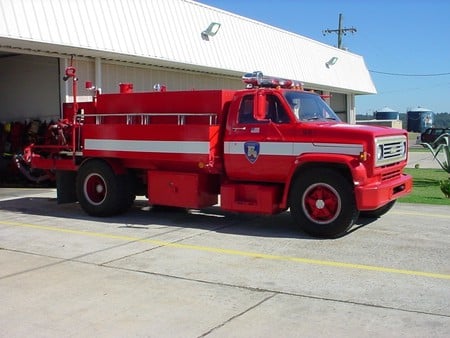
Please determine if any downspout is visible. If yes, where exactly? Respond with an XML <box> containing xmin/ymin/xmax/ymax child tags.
<box><xmin>95</xmin><ymin>57</ymin><xmax>102</xmax><ymax>93</ymax></box>
<box><xmin>347</xmin><ymin>93</ymin><xmax>356</xmax><ymax>124</ymax></box>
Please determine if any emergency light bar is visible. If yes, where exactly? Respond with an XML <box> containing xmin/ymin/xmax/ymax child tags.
<box><xmin>242</xmin><ymin>71</ymin><xmax>303</xmax><ymax>89</ymax></box>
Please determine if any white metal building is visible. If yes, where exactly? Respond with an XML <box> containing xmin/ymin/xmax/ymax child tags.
<box><xmin>0</xmin><ymin>0</ymin><xmax>376</xmax><ymax>125</ymax></box>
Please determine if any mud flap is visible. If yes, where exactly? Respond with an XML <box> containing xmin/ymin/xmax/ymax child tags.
<box><xmin>56</xmin><ymin>170</ymin><xmax>77</xmax><ymax>204</ymax></box>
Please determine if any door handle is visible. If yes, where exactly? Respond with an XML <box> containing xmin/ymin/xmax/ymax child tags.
<box><xmin>232</xmin><ymin>127</ymin><xmax>247</xmax><ymax>131</ymax></box>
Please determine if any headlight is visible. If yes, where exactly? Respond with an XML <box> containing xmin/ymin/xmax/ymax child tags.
<box><xmin>377</xmin><ymin>144</ymin><xmax>384</xmax><ymax>160</ymax></box>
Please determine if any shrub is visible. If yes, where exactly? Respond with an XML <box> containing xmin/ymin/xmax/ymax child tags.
<box><xmin>440</xmin><ymin>178</ymin><xmax>450</xmax><ymax>198</ymax></box>
<box><xmin>421</xmin><ymin>133</ymin><xmax>450</xmax><ymax>173</ymax></box>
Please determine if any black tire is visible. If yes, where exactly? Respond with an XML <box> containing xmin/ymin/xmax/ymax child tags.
<box><xmin>289</xmin><ymin>168</ymin><xmax>359</xmax><ymax>238</ymax></box>
<box><xmin>76</xmin><ymin>160</ymin><xmax>130</xmax><ymax>217</ymax></box>
<box><xmin>359</xmin><ymin>200</ymin><xmax>396</xmax><ymax>218</ymax></box>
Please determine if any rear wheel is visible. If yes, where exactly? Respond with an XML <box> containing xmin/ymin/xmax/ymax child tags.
<box><xmin>76</xmin><ymin>160</ymin><xmax>131</xmax><ymax>217</ymax></box>
<box><xmin>289</xmin><ymin>168</ymin><xmax>359</xmax><ymax>238</ymax></box>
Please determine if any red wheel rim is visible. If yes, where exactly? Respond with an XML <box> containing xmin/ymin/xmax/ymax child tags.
<box><xmin>84</xmin><ymin>173</ymin><xmax>107</xmax><ymax>205</ymax></box>
<box><xmin>302</xmin><ymin>183</ymin><xmax>341</xmax><ymax>224</ymax></box>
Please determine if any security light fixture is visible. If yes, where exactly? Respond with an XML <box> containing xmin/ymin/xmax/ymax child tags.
<box><xmin>325</xmin><ymin>56</ymin><xmax>339</xmax><ymax>68</ymax></box>
<box><xmin>201</xmin><ymin>22</ymin><xmax>221</xmax><ymax>41</ymax></box>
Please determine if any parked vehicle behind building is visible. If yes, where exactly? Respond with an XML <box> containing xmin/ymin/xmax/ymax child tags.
<box><xmin>420</xmin><ymin>127</ymin><xmax>450</xmax><ymax>145</ymax></box>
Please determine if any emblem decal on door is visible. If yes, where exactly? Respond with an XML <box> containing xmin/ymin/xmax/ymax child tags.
<box><xmin>244</xmin><ymin>142</ymin><xmax>260</xmax><ymax>163</ymax></box>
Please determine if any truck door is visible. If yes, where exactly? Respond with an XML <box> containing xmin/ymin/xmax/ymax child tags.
<box><xmin>224</xmin><ymin>92</ymin><xmax>293</xmax><ymax>182</ymax></box>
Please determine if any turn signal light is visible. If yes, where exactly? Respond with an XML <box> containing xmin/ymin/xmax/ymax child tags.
<box><xmin>359</xmin><ymin>151</ymin><xmax>368</xmax><ymax>162</ymax></box>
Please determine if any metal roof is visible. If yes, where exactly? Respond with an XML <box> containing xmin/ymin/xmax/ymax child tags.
<box><xmin>0</xmin><ymin>0</ymin><xmax>376</xmax><ymax>94</ymax></box>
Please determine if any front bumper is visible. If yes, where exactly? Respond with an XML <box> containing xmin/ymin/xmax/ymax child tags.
<box><xmin>355</xmin><ymin>173</ymin><xmax>413</xmax><ymax>210</ymax></box>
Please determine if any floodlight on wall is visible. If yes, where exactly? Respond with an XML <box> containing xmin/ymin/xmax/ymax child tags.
<box><xmin>201</xmin><ymin>22</ymin><xmax>221</xmax><ymax>41</ymax></box>
<box><xmin>325</xmin><ymin>56</ymin><xmax>339</xmax><ymax>68</ymax></box>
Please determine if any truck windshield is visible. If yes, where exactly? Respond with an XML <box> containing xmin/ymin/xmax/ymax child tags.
<box><xmin>283</xmin><ymin>91</ymin><xmax>341</xmax><ymax>122</ymax></box>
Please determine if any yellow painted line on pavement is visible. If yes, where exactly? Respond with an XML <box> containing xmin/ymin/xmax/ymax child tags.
<box><xmin>2</xmin><ymin>219</ymin><xmax>450</xmax><ymax>280</ymax></box>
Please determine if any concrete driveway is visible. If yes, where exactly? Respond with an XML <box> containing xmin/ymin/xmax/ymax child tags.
<box><xmin>0</xmin><ymin>188</ymin><xmax>449</xmax><ymax>337</ymax></box>
<box><xmin>407</xmin><ymin>148</ymin><xmax>446</xmax><ymax>169</ymax></box>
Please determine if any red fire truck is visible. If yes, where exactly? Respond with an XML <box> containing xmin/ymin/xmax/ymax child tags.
<box><xmin>22</xmin><ymin>68</ymin><xmax>412</xmax><ymax>238</ymax></box>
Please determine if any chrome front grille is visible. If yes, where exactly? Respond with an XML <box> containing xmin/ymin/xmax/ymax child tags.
<box><xmin>375</xmin><ymin>136</ymin><xmax>407</xmax><ymax>167</ymax></box>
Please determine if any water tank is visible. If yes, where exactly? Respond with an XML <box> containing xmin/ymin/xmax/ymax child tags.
<box><xmin>375</xmin><ymin>107</ymin><xmax>399</xmax><ymax>120</ymax></box>
<box><xmin>406</xmin><ymin>107</ymin><xmax>434</xmax><ymax>133</ymax></box>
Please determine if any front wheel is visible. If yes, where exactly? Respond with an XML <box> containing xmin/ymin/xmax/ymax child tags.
<box><xmin>289</xmin><ymin>168</ymin><xmax>359</xmax><ymax>238</ymax></box>
<box><xmin>359</xmin><ymin>200</ymin><xmax>396</xmax><ymax>218</ymax></box>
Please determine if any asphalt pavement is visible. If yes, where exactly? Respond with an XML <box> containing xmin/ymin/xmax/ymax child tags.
<box><xmin>0</xmin><ymin>187</ymin><xmax>449</xmax><ymax>337</ymax></box>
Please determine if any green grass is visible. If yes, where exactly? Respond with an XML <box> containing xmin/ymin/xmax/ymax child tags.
<box><xmin>408</xmin><ymin>146</ymin><xmax>429</xmax><ymax>152</ymax></box>
<box><xmin>398</xmin><ymin>168</ymin><xmax>450</xmax><ymax>205</ymax></box>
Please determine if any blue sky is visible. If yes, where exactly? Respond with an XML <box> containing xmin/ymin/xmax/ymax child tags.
<box><xmin>198</xmin><ymin>0</ymin><xmax>450</xmax><ymax>115</ymax></box>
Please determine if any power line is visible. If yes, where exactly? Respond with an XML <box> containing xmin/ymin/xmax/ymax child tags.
<box><xmin>369</xmin><ymin>70</ymin><xmax>450</xmax><ymax>77</ymax></box>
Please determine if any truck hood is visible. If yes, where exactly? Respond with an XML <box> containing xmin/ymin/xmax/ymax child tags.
<box><xmin>329</xmin><ymin>122</ymin><xmax>407</xmax><ymax>137</ymax></box>
<box><xmin>299</xmin><ymin>121</ymin><xmax>408</xmax><ymax>143</ymax></box>
<box><xmin>296</xmin><ymin>122</ymin><xmax>408</xmax><ymax>168</ymax></box>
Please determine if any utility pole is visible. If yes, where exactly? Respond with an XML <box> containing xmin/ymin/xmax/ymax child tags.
<box><xmin>322</xmin><ymin>13</ymin><xmax>357</xmax><ymax>49</ymax></box>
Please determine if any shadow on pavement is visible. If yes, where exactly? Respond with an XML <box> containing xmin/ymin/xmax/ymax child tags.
<box><xmin>0</xmin><ymin>195</ymin><xmax>378</xmax><ymax>240</ymax></box>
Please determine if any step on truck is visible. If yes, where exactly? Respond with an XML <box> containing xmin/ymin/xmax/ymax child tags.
<box><xmin>22</xmin><ymin>67</ymin><xmax>413</xmax><ymax>238</ymax></box>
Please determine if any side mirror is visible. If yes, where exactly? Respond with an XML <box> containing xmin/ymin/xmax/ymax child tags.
<box><xmin>255</xmin><ymin>92</ymin><xmax>267</xmax><ymax>120</ymax></box>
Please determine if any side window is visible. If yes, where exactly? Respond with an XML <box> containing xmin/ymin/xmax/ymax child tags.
<box><xmin>238</xmin><ymin>95</ymin><xmax>257</xmax><ymax>124</ymax></box>
<box><xmin>266</xmin><ymin>95</ymin><xmax>290</xmax><ymax>123</ymax></box>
